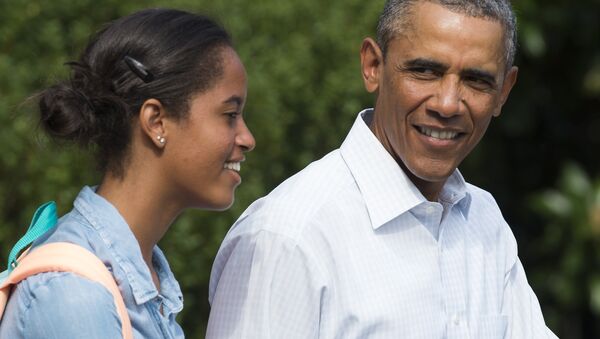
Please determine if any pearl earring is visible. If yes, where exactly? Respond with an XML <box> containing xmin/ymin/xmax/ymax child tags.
<box><xmin>157</xmin><ymin>135</ymin><xmax>166</xmax><ymax>144</ymax></box>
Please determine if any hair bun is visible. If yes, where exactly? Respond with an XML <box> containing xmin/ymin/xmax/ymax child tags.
<box><xmin>38</xmin><ymin>62</ymin><xmax>129</xmax><ymax>147</ymax></box>
<box><xmin>38</xmin><ymin>82</ymin><xmax>97</xmax><ymax>146</ymax></box>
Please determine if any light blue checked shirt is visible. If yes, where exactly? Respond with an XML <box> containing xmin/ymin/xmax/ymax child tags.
<box><xmin>207</xmin><ymin>109</ymin><xmax>557</xmax><ymax>339</ymax></box>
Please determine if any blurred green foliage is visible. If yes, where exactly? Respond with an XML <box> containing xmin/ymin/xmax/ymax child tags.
<box><xmin>530</xmin><ymin>163</ymin><xmax>600</xmax><ymax>338</ymax></box>
<box><xmin>0</xmin><ymin>0</ymin><xmax>598</xmax><ymax>337</ymax></box>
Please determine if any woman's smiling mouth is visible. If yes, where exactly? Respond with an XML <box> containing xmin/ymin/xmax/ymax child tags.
<box><xmin>224</xmin><ymin>161</ymin><xmax>241</xmax><ymax>172</ymax></box>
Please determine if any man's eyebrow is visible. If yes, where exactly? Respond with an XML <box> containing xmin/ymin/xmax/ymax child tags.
<box><xmin>401</xmin><ymin>58</ymin><xmax>449</xmax><ymax>71</ymax></box>
<box><xmin>461</xmin><ymin>68</ymin><xmax>497</xmax><ymax>84</ymax></box>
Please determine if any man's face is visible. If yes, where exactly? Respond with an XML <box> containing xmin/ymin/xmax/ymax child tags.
<box><xmin>361</xmin><ymin>1</ymin><xmax>518</xmax><ymax>200</ymax></box>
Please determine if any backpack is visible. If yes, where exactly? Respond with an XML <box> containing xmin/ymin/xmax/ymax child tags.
<box><xmin>0</xmin><ymin>202</ymin><xmax>133</xmax><ymax>339</ymax></box>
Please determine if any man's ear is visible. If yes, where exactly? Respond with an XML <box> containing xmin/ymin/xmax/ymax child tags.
<box><xmin>494</xmin><ymin>66</ymin><xmax>518</xmax><ymax>117</ymax></box>
<box><xmin>360</xmin><ymin>37</ymin><xmax>384</xmax><ymax>93</ymax></box>
<box><xmin>139</xmin><ymin>98</ymin><xmax>168</xmax><ymax>148</ymax></box>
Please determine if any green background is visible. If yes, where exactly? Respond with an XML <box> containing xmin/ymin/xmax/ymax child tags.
<box><xmin>1</xmin><ymin>0</ymin><xmax>598</xmax><ymax>337</ymax></box>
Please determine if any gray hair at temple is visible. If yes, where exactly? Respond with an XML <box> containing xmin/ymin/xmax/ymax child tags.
<box><xmin>376</xmin><ymin>0</ymin><xmax>517</xmax><ymax>70</ymax></box>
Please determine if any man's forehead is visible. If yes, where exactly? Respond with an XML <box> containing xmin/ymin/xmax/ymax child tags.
<box><xmin>386</xmin><ymin>3</ymin><xmax>507</xmax><ymax>75</ymax></box>
<box><xmin>389</xmin><ymin>1</ymin><xmax>506</xmax><ymax>44</ymax></box>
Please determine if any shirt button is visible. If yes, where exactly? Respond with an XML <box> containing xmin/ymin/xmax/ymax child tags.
<box><xmin>426</xmin><ymin>206</ymin><xmax>435</xmax><ymax>214</ymax></box>
<box><xmin>452</xmin><ymin>315</ymin><xmax>460</xmax><ymax>326</ymax></box>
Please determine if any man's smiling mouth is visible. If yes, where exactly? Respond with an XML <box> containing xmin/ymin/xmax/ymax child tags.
<box><xmin>416</xmin><ymin>126</ymin><xmax>460</xmax><ymax>140</ymax></box>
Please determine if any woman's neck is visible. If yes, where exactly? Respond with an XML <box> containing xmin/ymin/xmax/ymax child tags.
<box><xmin>96</xmin><ymin>170</ymin><xmax>181</xmax><ymax>275</ymax></box>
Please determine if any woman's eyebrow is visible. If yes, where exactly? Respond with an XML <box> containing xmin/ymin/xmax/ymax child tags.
<box><xmin>222</xmin><ymin>95</ymin><xmax>243</xmax><ymax>107</ymax></box>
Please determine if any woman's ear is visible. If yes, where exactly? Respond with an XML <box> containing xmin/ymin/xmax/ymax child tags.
<box><xmin>139</xmin><ymin>99</ymin><xmax>168</xmax><ymax>148</ymax></box>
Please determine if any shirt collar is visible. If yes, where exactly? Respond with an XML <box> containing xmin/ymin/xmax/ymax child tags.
<box><xmin>439</xmin><ymin>169</ymin><xmax>472</xmax><ymax>219</ymax></box>
<box><xmin>73</xmin><ymin>186</ymin><xmax>183</xmax><ymax>310</ymax></box>
<box><xmin>340</xmin><ymin>109</ymin><xmax>471</xmax><ymax>229</ymax></box>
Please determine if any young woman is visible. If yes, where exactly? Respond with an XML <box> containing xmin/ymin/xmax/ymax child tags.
<box><xmin>0</xmin><ymin>8</ymin><xmax>254</xmax><ymax>338</ymax></box>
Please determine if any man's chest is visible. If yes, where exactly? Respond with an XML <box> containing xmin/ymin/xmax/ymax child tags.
<box><xmin>317</xmin><ymin>211</ymin><xmax>509</xmax><ymax>338</ymax></box>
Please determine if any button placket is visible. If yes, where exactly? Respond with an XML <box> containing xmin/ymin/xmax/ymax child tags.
<box><xmin>452</xmin><ymin>314</ymin><xmax>460</xmax><ymax>326</ymax></box>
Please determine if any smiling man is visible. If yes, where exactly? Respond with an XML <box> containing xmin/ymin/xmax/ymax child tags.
<box><xmin>207</xmin><ymin>1</ymin><xmax>557</xmax><ymax>338</ymax></box>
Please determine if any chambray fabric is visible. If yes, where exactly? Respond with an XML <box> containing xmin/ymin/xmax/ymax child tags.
<box><xmin>0</xmin><ymin>186</ymin><xmax>184</xmax><ymax>339</ymax></box>
<box><xmin>207</xmin><ymin>109</ymin><xmax>557</xmax><ymax>339</ymax></box>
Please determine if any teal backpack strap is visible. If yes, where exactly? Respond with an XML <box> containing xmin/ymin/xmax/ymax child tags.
<box><xmin>6</xmin><ymin>201</ymin><xmax>58</xmax><ymax>273</ymax></box>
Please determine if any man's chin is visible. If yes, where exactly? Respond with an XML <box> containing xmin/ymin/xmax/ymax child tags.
<box><xmin>403</xmin><ymin>163</ymin><xmax>457</xmax><ymax>198</ymax></box>
<box><xmin>405</xmin><ymin>160</ymin><xmax>455</xmax><ymax>182</ymax></box>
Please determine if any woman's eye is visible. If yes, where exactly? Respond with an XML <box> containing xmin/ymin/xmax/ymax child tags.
<box><xmin>226</xmin><ymin>112</ymin><xmax>239</xmax><ymax>119</ymax></box>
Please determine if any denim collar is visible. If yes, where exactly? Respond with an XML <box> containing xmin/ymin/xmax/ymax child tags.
<box><xmin>73</xmin><ymin>186</ymin><xmax>183</xmax><ymax>313</ymax></box>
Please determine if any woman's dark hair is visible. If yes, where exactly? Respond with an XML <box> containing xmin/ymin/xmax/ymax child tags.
<box><xmin>39</xmin><ymin>8</ymin><xmax>232</xmax><ymax>175</ymax></box>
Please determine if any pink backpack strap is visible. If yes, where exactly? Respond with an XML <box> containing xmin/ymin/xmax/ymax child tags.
<box><xmin>0</xmin><ymin>242</ymin><xmax>133</xmax><ymax>339</ymax></box>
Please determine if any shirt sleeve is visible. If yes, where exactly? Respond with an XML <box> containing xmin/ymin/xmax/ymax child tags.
<box><xmin>207</xmin><ymin>229</ymin><xmax>327</xmax><ymax>339</ymax></box>
<box><xmin>7</xmin><ymin>271</ymin><xmax>123</xmax><ymax>339</ymax></box>
<box><xmin>503</xmin><ymin>257</ymin><xmax>558</xmax><ymax>339</ymax></box>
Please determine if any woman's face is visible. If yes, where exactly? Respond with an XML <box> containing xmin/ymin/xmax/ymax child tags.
<box><xmin>164</xmin><ymin>47</ymin><xmax>255</xmax><ymax>210</ymax></box>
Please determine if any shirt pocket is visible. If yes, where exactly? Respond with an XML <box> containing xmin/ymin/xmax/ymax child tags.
<box><xmin>470</xmin><ymin>315</ymin><xmax>508</xmax><ymax>339</ymax></box>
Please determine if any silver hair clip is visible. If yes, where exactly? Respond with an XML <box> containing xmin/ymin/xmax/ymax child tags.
<box><xmin>124</xmin><ymin>55</ymin><xmax>154</xmax><ymax>83</ymax></box>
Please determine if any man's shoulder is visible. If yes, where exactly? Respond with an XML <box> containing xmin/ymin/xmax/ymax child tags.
<box><xmin>463</xmin><ymin>182</ymin><xmax>511</xmax><ymax>228</ymax></box>
<box><xmin>465</xmin><ymin>182</ymin><xmax>502</xmax><ymax>210</ymax></box>
<box><xmin>463</xmin><ymin>181</ymin><xmax>518</xmax><ymax>252</ymax></box>
<box><xmin>229</xmin><ymin>149</ymin><xmax>358</xmax><ymax>240</ymax></box>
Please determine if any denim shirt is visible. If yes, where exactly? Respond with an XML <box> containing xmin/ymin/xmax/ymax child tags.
<box><xmin>0</xmin><ymin>186</ymin><xmax>184</xmax><ymax>338</ymax></box>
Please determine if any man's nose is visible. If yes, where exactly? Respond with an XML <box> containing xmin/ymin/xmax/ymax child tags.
<box><xmin>427</xmin><ymin>76</ymin><xmax>464</xmax><ymax>118</ymax></box>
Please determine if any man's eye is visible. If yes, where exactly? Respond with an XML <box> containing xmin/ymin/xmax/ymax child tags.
<box><xmin>410</xmin><ymin>67</ymin><xmax>440</xmax><ymax>78</ymax></box>
<box><xmin>415</xmin><ymin>67</ymin><xmax>434</xmax><ymax>74</ymax></box>
<box><xmin>225</xmin><ymin>112</ymin><xmax>239</xmax><ymax>119</ymax></box>
<box><xmin>465</xmin><ymin>77</ymin><xmax>493</xmax><ymax>90</ymax></box>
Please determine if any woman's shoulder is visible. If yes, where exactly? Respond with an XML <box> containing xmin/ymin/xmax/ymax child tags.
<box><xmin>32</xmin><ymin>205</ymin><xmax>101</xmax><ymax>253</ymax></box>
<box><xmin>0</xmin><ymin>271</ymin><xmax>123</xmax><ymax>338</ymax></box>
<box><xmin>14</xmin><ymin>271</ymin><xmax>116</xmax><ymax>310</ymax></box>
